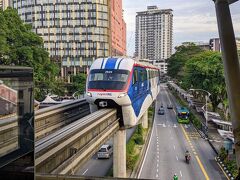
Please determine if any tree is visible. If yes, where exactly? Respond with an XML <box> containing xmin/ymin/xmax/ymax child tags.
<box><xmin>0</xmin><ymin>8</ymin><xmax>61</xmax><ymax>100</ymax></box>
<box><xmin>69</xmin><ymin>73</ymin><xmax>87</xmax><ymax>95</ymax></box>
<box><xmin>167</xmin><ymin>44</ymin><xmax>204</xmax><ymax>81</ymax></box>
<box><xmin>183</xmin><ymin>51</ymin><xmax>227</xmax><ymax>111</ymax></box>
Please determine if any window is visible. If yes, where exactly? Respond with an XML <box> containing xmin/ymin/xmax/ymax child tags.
<box><xmin>133</xmin><ymin>68</ymin><xmax>138</xmax><ymax>85</ymax></box>
<box><xmin>18</xmin><ymin>90</ymin><xmax>24</xmax><ymax>99</ymax></box>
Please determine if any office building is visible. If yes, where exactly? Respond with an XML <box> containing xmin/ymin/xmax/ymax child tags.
<box><xmin>0</xmin><ymin>0</ymin><xmax>12</xmax><ymax>10</ymax></box>
<box><xmin>210</xmin><ymin>37</ymin><xmax>240</xmax><ymax>52</ymax></box>
<box><xmin>111</xmin><ymin>0</ymin><xmax>126</xmax><ymax>56</ymax></box>
<box><xmin>135</xmin><ymin>6</ymin><xmax>173</xmax><ymax>62</ymax></box>
<box><xmin>13</xmin><ymin>0</ymin><xmax>126</xmax><ymax>78</ymax></box>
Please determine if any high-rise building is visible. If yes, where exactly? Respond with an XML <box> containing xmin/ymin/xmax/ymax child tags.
<box><xmin>13</xmin><ymin>0</ymin><xmax>126</xmax><ymax>78</ymax></box>
<box><xmin>111</xmin><ymin>0</ymin><xmax>126</xmax><ymax>56</ymax></box>
<box><xmin>210</xmin><ymin>37</ymin><xmax>240</xmax><ymax>52</ymax></box>
<box><xmin>209</xmin><ymin>38</ymin><xmax>221</xmax><ymax>52</ymax></box>
<box><xmin>135</xmin><ymin>6</ymin><xmax>173</xmax><ymax>62</ymax></box>
<box><xmin>0</xmin><ymin>0</ymin><xmax>12</xmax><ymax>10</ymax></box>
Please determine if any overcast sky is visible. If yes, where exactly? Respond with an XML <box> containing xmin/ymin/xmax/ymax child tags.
<box><xmin>123</xmin><ymin>0</ymin><xmax>240</xmax><ymax>56</ymax></box>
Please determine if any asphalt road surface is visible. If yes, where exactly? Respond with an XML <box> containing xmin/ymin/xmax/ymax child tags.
<box><xmin>139</xmin><ymin>84</ymin><xmax>227</xmax><ymax>180</ymax></box>
<box><xmin>75</xmin><ymin>126</ymin><xmax>136</xmax><ymax>176</ymax></box>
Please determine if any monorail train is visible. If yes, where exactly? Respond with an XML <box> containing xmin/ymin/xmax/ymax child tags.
<box><xmin>85</xmin><ymin>57</ymin><xmax>160</xmax><ymax>128</ymax></box>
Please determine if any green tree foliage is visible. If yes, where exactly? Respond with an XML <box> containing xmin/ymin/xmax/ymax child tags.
<box><xmin>69</xmin><ymin>73</ymin><xmax>87</xmax><ymax>95</ymax></box>
<box><xmin>183</xmin><ymin>51</ymin><xmax>227</xmax><ymax>111</ymax></box>
<box><xmin>0</xmin><ymin>8</ymin><xmax>60</xmax><ymax>100</ymax></box>
<box><xmin>167</xmin><ymin>44</ymin><xmax>204</xmax><ymax>80</ymax></box>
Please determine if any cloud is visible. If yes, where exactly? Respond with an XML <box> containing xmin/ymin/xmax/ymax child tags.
<box><xmin>123</xmin><ymin>0</ymin><xmax>240</xmax><ymax>56</ymax></box>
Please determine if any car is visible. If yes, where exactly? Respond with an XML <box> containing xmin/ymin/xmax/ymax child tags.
<box><xmin>167</xmin><ymin>104</ymin><xmax>173</xmax><ymax>109</ymax></box>
<box><xmin>97</xmin><ymin>144</ymin><xmax>113</xmax><ymax>159</ymax></box>
<box><xmin>158</xmin><ymin>107</ymin><xmax>165</xmax><ymax>115</ymax></box>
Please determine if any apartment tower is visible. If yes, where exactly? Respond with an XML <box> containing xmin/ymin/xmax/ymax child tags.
<box><xmin>135</xmin><ymin>6</ymin><xmax>173</xmax><ymax>62</ymax></box>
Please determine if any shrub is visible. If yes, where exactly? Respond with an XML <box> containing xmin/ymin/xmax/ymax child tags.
<box><xmin>136</xmin><ymin>124</ymin><xmax>144</xmax><ymax>136</ymax></box>
<box><xmin>126</xmin><ymin>139</ymin><xmax>135</xmax><ymax>155</ymax></box>
<box><xmin>126</xmin><ymin>154</ymin><xmax>139</xmax><ymax>170</ymax></box>
<box><xmin>134</xmin><ymin>134</ymin><xmax>144</xmax><ymax>145</ymax></box>
<box><xmin>219</xmin><ymin>147</ymin><xmax>227</xmax><ymax>161</ymax></box>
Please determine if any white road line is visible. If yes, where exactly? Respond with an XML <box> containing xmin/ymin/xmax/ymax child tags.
<box><xmin>157</xmin><ymin>155</ymin><xmax>159</xmax><ymax>159</ymax></box>
<box><xmin>173</xmin><ymin>145</ymin><xmax>176</xmax><ymax>150</ymax></box>
<box><xmin>157</xmin><ymin>168</ymin><xmax>159</xmax><ymax>172</ymax></box>
<box><xmin>176</xmin><ymin>156</ymin><xmax>179</xmax><ymax>161</ymax></box>
<box><xmin>157</xmin><ymin>159</ymin><xmax>159</xmax><ymax>162</ymax></box>
<box><xmin>180</xmin><ymin>170</ymin><xmax>183</xmax><ymax>177</ymax></box>
<box><xmin>82</xmin><ymin>169</ymin><xmax>88</xmax><ymax>175</ymax></box>
<box><xmin>156</xmin><ymin>174</ymin><xmax>159</xmax><ymax>178</ymax></box>
<box><xmin>138</xmin><ymin>114</ymin><xmax>156</xmax><ymax>178</ymax></box>
<box><xmin>157</xmin><ymin>163</ymin><xmax>159</xmax><ymax>168</ymax></box>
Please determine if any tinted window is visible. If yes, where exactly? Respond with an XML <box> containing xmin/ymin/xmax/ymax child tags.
<box><xmin>99</xmin><ymin>148</ymin><xmax>107</xmax><ymax>152</ymax></box>
<box><xmin>88</xmin><ymin>69</ymin><xmax>129</xmax><ymax>90</ymax></box>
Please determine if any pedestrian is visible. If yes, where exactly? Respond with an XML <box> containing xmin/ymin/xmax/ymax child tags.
<box><xmin>173</xmin><ymin>174</ymin><xmax>178</xmax><ymax>180</ymax></box>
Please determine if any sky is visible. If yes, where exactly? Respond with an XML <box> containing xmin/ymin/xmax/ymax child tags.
<box><xmin>122</xmin><ymin>0</ymin><xmax>240</xmax><ymax>56</ymax></box>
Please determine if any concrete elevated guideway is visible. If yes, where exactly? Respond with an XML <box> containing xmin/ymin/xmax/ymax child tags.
<box><xmin>139</xmin><ymin>84</ymin><xmax>227</xmax><ymax>179</ymax></box>
<box><xmin>35</xmin><ymin>109</ymin><xmax>119</xmax><ymax>174</ymax></box>
<box><xmin>35</xmin><ymin>99</ymin><xmax>90</xmax><ymax>140</ymax></box>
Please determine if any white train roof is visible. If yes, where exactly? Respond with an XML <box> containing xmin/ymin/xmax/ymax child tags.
<box><xmin>90</xmin><ymin>57</ymin><xmax>159</xmax><ymax>71</ymax></box>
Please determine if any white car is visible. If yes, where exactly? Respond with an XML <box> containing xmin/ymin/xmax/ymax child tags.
<box><xmin>97</xmin><ymin>145</ymin><xmax>113</xmax><ymax>159</ymax></box>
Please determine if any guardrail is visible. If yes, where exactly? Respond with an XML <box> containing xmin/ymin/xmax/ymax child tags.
<box><xmin>0</xmin><ymin>117</ymin><xmax>18</xmax><ymax>158</ymax></box>
<box><xmin>35</xmin><ymin>99</ymin><xmax>89</xmax><ymax>139</ymax></box>
<box><xmin>35</xmin><ymin>109</ymin><xmax>119</xmax><ymax>174</ymax></box>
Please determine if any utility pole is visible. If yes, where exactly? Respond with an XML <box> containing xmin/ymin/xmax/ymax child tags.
<box><xmin>213</xmin><ymin>0</ymin><xmax>240</xmax><ymax>167</ymax></box>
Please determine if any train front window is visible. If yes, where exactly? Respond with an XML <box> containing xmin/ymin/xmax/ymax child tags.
<box><xmin>88</xmin><ymin>69</ymin><xmax>129</xmax><ymax>90</ymax></box>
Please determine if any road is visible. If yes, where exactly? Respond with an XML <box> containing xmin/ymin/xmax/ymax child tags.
<box><xmin>139</xmin><ymin>84</ymin><xmax>227</xmax><ymax>180</ymax></box>
<box><xmin>75</xmin><ymin>127</ymin><xmax>136</xmax><ymax>176</ymax></box>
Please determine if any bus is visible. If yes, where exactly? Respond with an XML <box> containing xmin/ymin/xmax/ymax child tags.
<box><xmin>176</xmin><ymin>106</ymin><xmax>190</xmax><ymax>124</ymax></box>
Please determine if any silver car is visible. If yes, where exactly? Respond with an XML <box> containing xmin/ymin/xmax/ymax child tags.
<box><xmin>97</xmin><ymin>145</ymin><xmax>113</xmax><ymax>159</ymax></box>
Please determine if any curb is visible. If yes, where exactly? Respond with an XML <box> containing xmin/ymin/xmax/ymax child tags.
<box><xmin>215</xmin><ymin>157</ymin><xmax>235</xmax><ymax>180</ymax></box>
<box><xmin>130</xmin><ymin>103</ymin><xmax>155</xmax><ymax>178</ymax></box>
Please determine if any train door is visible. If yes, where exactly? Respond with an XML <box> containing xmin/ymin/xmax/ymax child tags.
<box><xmin>132</xmin><ymin>67</ymin><xmax>139</xmax><ymax>100</ymax></box>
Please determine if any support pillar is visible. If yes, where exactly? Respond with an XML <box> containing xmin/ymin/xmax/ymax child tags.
<box><xmin>213</xmin><ymin>0</ymin><xmax>240</xmax><ymax>167</ymax></box>
<box><xmin>113</xmin><ymin>129</ymin><xmax>126</xmax><ymax>178</ymax></box>
<box><xmin>142</xmin><ymin>110</ymin><xmax>148</xmax><ymax>129</ymax></box>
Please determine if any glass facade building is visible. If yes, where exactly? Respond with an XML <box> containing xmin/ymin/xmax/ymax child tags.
<box><xmin>13</xmin><ymin>0</ymin><xmax>114</xmax><ymax>78</ymax></box>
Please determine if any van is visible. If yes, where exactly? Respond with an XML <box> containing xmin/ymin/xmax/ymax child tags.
<box><xmin>97</xmin><ymin>145</ymin><xmax>113</xmax><ymax>159</ymax></box>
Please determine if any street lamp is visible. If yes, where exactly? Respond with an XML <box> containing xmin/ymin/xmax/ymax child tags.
<box><xmin>189</xmin><ymin>88</ymin><xmax>211</xmax><ymax>129</ymax></box>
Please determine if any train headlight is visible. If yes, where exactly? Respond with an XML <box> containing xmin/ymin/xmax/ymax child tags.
<box><xmin>87</xmin><ymin>92</ymin><xmax>92</xmax><ymax>97</ymax></box>
<box><xmin>118</xmin><ymin>93</ymin><xmax>127</xmax><ymax>98</ymax></box>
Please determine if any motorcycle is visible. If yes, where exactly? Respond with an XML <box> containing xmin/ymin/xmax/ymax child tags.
<box><xmin>185</xmin><ymin>154</ymin><xmax>191</xmax><ymax>164</ymax></box>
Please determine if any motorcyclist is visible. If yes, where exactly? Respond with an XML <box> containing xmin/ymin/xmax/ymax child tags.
<box><xmin>185</xmin><ymin>150</ymin><xmax>191</xmax><ymax>162</ymax></box>
<box><xmin>173</xmin><ymin>174</ymin><xmax>178</xmax><ymax>180</ymax></box>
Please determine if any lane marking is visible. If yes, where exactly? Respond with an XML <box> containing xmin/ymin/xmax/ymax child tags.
<box><xmin>138</xmin><ymin>113</ymin><xmax>156</xmax><ymax>178</ymax></box>
<box><xmin>82</xmin><ymin>169</ymin><xmax>88</xmax><ymax>175</ymax></box>
<box><xmin>156</xmin><ymin>174</ymin><xmax>159</xmax><ymax>178</ymax></box>
<box><xmin>157</xmin><ymin>168</ymin><xmax>159</xmax><ymax>172</ymax></box>
<box><xmin>215</xmin><ymin>157</ymin><xmax>230</xmax><ymax>180</ymax></box>
<box><xmin>181</xmin><ymin>124</ymin><xmax>210</xmax><ymax>180</ymax></box>
<box><xmin>157</xmin><ymin>163</ymin><xmax>159</xmax><ymax>168</ymax></box>
<box><xmin>173</xmin><ymin>145</ymin><xmax>176</xmax><ymax>150</ymax></box>
<box><xmin>180</xmin><ymin>124</ymin><xmax>190</xmax><ymax>142</ymax></box>
<box><xmin>180</xmin><ymin>170</ymin><xmax>183</xmax><ymax>177</ymax></box>
<box><xmin>176</xmin><ymin>155</ymin><xmax>179</xmax><ymax>161</ymax></box>
<box><xmin>196</xmin><ymin>156</ymin><xmax>210</xmax><ymax>180</ymax></box>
